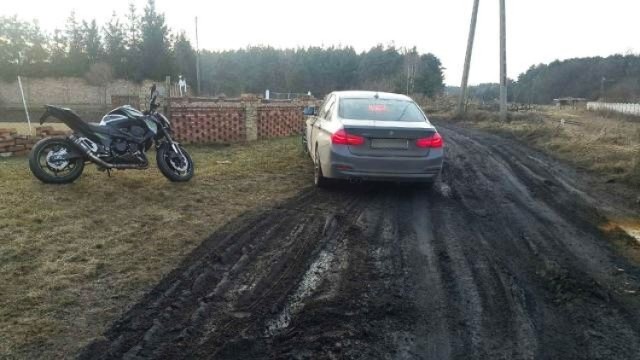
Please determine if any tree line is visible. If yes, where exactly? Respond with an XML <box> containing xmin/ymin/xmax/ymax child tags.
<box><xmin>0</xmin><ymin>0</ymin><xmax>445</xmax><ymax>97</ymax></box>
<box><xmin>199</xmin><ymin>46</ymin><xmax>444</xmax><ymax>97</ymax></box>
<box><xmin>0</xmin><ymin>0</ymin><xmax>190</xmax><ymax>85</ymax></box>
<box><xmin>512</xmin><ymin>55</ymin><xmax>640</xmax><ymax>104</ymax></box>
<box><xmin>449</xmin><ymin>55</ymin><xmax>640</xmax><ymax>105</ymax></box>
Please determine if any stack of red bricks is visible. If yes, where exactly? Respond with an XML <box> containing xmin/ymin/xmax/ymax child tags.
<box><xmin>35</xmin><ymin>126</ymin><xmax>69</xmax><ymax>138</ymax></box>
<box><xmin>171</xmin><ymin>107</ymin><xmax>247</xmax><ymax>144</ymax></box>
<box><xmin>257</xmin><ymin>106</ymin><xmax>304</xmax><ymax>139</ymax></box>
<box><xmin>0</xmin><ymin>129</ymin><xmax>33</xmax><ymax>157</ymax></box>
<box><xmin>0</xmin><ymin>126</ymin><xmax>70</xmax><ymax>158</ymax></box>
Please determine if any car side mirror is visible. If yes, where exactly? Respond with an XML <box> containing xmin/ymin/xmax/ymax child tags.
<box><xmin>303</xmin><ymin>106</ymin><xmax>316</xmax><ymax>116</ymax></box>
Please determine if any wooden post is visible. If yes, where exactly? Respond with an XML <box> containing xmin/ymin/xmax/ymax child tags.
<box><xmin>165</xmin><ymin>76</ymin><xmax>171</xmax><ymax>116</ymax></box>
<box><xmin>499</xmin><ymin>0</ymin><xmax>508</xmax><ymax>121</ymax></box>
<box><xmin>457</xmin><ymin>0</ymin><xmax>480</xmax><ymax>116</ymax></box>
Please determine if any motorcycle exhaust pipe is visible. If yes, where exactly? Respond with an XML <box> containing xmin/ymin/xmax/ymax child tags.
<box><xmin>69</xmin><ymin>135</ymin><xmax>147</xmax><ymax>170</ymax></box>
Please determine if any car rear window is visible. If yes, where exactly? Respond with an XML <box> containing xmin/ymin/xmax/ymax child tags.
<box><xmin>338</xmin><ymin>98</ymin><xmax>426</xmax><ymax>122</ymax></box>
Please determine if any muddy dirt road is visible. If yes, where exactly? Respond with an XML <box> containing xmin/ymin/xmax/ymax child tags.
<box><xmin>80</xmin><ymin>124</ymin><xmax>640</xmax><ymax>359</ymax></box>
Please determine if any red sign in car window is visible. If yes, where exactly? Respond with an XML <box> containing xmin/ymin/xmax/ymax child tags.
<box><xmin>368</xmin><ymin>104</ymin><xmax>387</xmax><ymax>112</ymax></box>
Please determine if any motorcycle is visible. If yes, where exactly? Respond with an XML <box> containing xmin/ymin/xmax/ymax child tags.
<box><xmin>29</xmin><ymin>84</ymin><xmax>194</xmax><ymax>184</ymax></box>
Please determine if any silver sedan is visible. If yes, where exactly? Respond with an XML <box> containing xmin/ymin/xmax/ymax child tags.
<box><xmin>305</xmin><ymin>91</ymin><xmax>444</xmax><ymax>187</ymax></box>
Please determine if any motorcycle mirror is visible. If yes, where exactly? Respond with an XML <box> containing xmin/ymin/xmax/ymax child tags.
<box><xmin>303</xmin><ymin>106</ymin><xmax>316</xmax><ymax>116</ymax></box>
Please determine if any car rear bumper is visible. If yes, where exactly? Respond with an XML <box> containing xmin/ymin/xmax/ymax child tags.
<box><xmin>321</xmin><ymin>145</ymin><xmax>443</xmax><ymax>182</ymax></box>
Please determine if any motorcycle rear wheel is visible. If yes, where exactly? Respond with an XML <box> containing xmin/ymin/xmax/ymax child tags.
<box><xmin>29</xmin><ymin>137</ymin><xmax>85</xmax><ymax>184</ymax></box>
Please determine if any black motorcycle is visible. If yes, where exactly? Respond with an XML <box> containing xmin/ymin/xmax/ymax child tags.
<box><xmin>29</xmin><ymin>85</ymin><xmax>194</xmax><ymax>183</ymax></box>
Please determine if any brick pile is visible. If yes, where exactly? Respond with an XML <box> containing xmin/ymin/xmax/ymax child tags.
<box><xmin>257</xmin><ymin>106</ymin><xmax>304</xmax><ymax>139</ymax></box>
<box><xmin>170</xmin><ymin>107</ymin><xmax>247</xmax><ymax>144</ymax></box>
<box><xmin>0</xmin><ymin>126</ymin><xmax>70</xmax><ymax>158</ymax></box>
<box><xmin>35</xmin><ymin>126</ymin><xmax>70</xmax><ymax>138</ymax></box>
<box><xmin>0</xmin><ymin>129</ymin><xmax>32</xmax><ymax>157</ymax></box>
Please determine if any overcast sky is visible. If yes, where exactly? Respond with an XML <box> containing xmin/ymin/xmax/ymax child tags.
<box><xmin>3</xmin><ymin>0</ymin><xmax>639</xmax><ymax>86</ymax></box>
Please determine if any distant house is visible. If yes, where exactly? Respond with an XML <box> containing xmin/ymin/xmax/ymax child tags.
<box><xmin>553</xmin><ymin>97</ymin><xmax>588</xmax><ymax>107</ymax></box>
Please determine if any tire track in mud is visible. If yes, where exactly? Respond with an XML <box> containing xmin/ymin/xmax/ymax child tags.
<box><xmin>434</xmin><ymin>124</ymin><xmax>640</xmax><ymax>359</ymax></box>
<box><xmin>80</xmin><ymin>124</ymin><xmax>640</xmax><ymax>359</ymax></box>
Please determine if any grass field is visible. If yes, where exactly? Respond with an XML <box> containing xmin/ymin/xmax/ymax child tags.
<box><xmin>450</xmin><ymin>107</ymin><xmax>640</xmax><ymax>187</ymax></box>
<box><xmin>0</xmin><ymin>137</ymin><xmax>312</xmax><ymax>358</ymax></box>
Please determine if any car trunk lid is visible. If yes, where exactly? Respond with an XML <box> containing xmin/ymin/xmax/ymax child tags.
<box><xmin>342</xmin><ymin>119</ymin><xmax>437</xmax><ymax>158</ymax></box>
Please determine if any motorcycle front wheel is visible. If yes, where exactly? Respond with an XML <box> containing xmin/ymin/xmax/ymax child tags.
<box><xmin>29</xmin><ymin>137</ymin><xmax>85</xmax><ymax>184</ymax></box>
<box><xmin>156</xmin><ymin>144</ymin><xmax>194</xmax><ymax>182</ymax></box>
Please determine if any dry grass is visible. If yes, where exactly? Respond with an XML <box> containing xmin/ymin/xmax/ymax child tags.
<box><xmin>0</xmin><ymin>137</ymin><xmax>312</xmax><ymax>358</ymax></box>
<box><xmin>450</xmin><ymin>107</ymin><xmax>640</xmax><ymax>186</ymax></box>
<box><xmin>0</xmin><ymin>121</ymin><xmax>70</xmax><ymax>135</ymax></box>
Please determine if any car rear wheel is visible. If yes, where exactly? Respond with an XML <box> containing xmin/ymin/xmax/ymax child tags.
<box><xmin>314</xmin><ymin>149</ymin><xmax>329</xmax><ymax>188</ymax></box>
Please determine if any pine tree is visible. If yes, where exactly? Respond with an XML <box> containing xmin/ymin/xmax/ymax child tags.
<box><xmin>124</xmin><ymin>1</ymin><xmax>142</xmax><ymax>80</ymax></box>
<box><xmin>103</xmin><ymin>12</ymin><xmax>127</xmax><ymax>77</ymax></box>
<box><xmin>24</xmin><ymin>21</ymin><xmax>49</xmax><ymax>65</ymax></box>
<box><xmin>0</xmin><ymin>16</ymin><xmax>25</xmax><ymax>78</ymax></box>
<box><xmin>82</xmin><ymin>19</ymin><xmax>103</xmax><ymax>63</ymax></box>
<box><xmin>65</xmin><ymin>11</ymin><xmax>87</xmax><ymax>75</ymax></box>
<box><xmin>172</xmin><ymin>31</ymin><xmax>196</xmax><ymax>87</ymax></box>
<box><xmin>49</xmin><ymin>29</ymin><xmax>67</xmax><ymax>75</ymax></box>
<box><xmin>0</xmin><ymin>16</ymin><xmax>51</xmax><ymax>78</ymax></box>
<box><xmin>414</xmin><ymin>54</ymin><xmax>445</xmax><ymax>97</ymax></box>
<box><xmin>140</xmin><ymin>0</ymin><xmax>172</xmax><ymax>80</ymax></box>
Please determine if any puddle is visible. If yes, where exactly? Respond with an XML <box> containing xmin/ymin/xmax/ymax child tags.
<box><xmin>602</xmin><ymin>219</ymin><xmax>640</xmax><ymax>244</ymax></box>
<box><xmin>265</xmin><ymin>249</ymin><xmax>335</xmax><ymax>335</ymax></box>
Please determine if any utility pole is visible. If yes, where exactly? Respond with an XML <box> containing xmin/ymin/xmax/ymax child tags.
<box><xmin>457</xmin><ymin>0</ymin><xmax>480</xmax><ymax>115</ymax></box>
<box><xmin>407</xmin><ymin>61</ymin><xmax>410</xmax><ymax>95</ymax></box>
<box><xmin>499</xmin><ymin>0</ymin><xmax>508</xmax><ymax>121</ymax></box>
<box><xmin>406</xmin><ymin>51</ymin><xmax>413</xmax><ymax>95</ymax></box>
<box><xmin>195</xmin><ymin>16</ymin><xmax>201</xmax><ymax>95</ymax></box>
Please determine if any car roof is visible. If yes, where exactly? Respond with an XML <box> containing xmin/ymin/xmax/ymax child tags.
<box><xmin>331</xmin><ymin>91</ymin><xmax>413</xmax><ymax>101</ymax></box>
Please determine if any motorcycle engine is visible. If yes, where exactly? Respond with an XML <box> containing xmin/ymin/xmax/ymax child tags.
<box><xmin>111</xmin><ymin>138</ymin><xmax>144</xmax><ymax>164</ymax></box>
<box><xmin>129</xmin><ymin>125</ymin><xmax>146</xmax><ymax>138</ymax></box>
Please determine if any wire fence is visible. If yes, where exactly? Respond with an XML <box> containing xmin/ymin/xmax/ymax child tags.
<box><xmin>587</xmin><ymin>102</ymin><xmax>640</xmax><ymax>116</ymax></box>
<box><xmin>269</xmin><ymin>92</ymin><xmax>311</xmax><ymax>100</ymax></box>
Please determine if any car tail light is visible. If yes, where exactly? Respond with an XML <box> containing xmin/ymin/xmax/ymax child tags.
<box><xmin>416</xmin><ymin>133</ymin><xmax>443</xmax><ymax>148</ymax></box>
<box><xmin>331</xmin><ymin>129</ymin><xmax>365</xmax><ymax>146</ymax></box>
